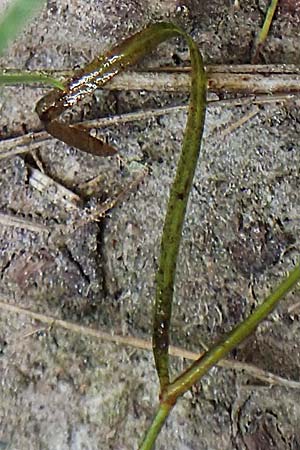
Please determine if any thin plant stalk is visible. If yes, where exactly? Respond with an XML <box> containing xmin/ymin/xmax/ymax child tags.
<box><xmin>252</xmin><ymin>0</ymin><xmax>279</xmax><ymax>62</ymax></box>
<box><xmin>2</xmin><ymin>15</ymin><xmax>298</xmax><ymax>449</ymax></box>
<box><xmin>139</xmin><ymin>264</ymin><xmax>300</xmax><ymax>449</ymax></box>
<box><xmin>139</xmin><ymin>403</ymin><xmax>173</xmax><ymax>450</ymax></box>
<box><xmin>31</xmin><ymin>21</ymin><xmax>207</xmax><ymax>390</ymax></box>
<box><xmin>151</xmin><ymin>29</ymin><xmax>206</xmax><ymax>393</ymax></box>
<box><xmin>256</xmin><ymin>0</ymin><xmax>279</xmax><ymax>46</ymax></box>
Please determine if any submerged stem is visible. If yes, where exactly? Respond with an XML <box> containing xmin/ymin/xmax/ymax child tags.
<box><xmin>34</xmin><ymin>22</ymin><xmax>207</xmax><ymax>390</ymax></box>
<box><xmin>139</xmin><ymin>403</ymin><xmax>173</xmax><ymax>450</ymax></box>
<box><xmin>153</xmin><ymin>33</ymin><xmax>206</xmax><ymax>391</ymax></box>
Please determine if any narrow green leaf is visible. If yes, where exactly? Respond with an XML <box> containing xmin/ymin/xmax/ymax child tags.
<box><xmin>151</xmin><ymin>30</ymin><xmax>206</xmax><ymax>391</ymax></box>
<box><xmin>35</xmin><ymin>24</ymin><xmax>206</xmax><ymax>391</ymax></box>
<box><xmin>252</xmin><ymin>0</ymin><xmax>279</xmax><ymax>62</ymax></box>
<box><xmin>256</xmin><ymin>0</ymin><xmax>279</xmax><ymax>46</ymax></box>
<box><xmin>0</xmin><ymin>0</ymin><xmax>46</xmax><ymax>55</ymax></box>
<box><xmin>0</xmin><ymin>71</ymin><xmax>64</xmax><ymax>89</ymax></box>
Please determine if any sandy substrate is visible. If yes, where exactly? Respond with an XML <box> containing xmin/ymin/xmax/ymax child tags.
<box><xmin>0</xmin><ymin>1</ymin><xmax>300</xmax><ymax>449</ymax></box>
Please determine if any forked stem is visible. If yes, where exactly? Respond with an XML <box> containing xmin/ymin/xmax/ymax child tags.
<box><xmin>139</xmin><ymin>264</ymin><xmax>300</xmax><ymax>449</ymax></box>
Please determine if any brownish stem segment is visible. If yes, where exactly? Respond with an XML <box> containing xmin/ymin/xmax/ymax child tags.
<box><xmin>35</xmin><ymin>23</ymin><xmax>203</xmax><ymax>158</ymax></box>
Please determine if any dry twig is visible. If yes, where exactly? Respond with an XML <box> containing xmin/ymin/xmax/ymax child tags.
<box><xmin>1</xmin><ymin>299</ymin><xmax>300</xmax><ymax>390</ymax></box>
<box><xmin>0</xmin><ymin>211</ymin><xmax>49</xmax><ymax>234</ymax></box>
<box><xmin>0</xmin><ymin>92</ymin><xmax>294</xmax><ymax>160</ymax></box>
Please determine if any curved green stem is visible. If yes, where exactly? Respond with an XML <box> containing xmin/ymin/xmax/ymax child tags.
<box><xmin>33</xmin><ymin>23</ymin><xmax>206</xmax><ymax>387</ymax></box>
<box><xmin>152</xmin><ymin>29</ymin><xmax>206</xmax><ymax>392</ymax></box>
